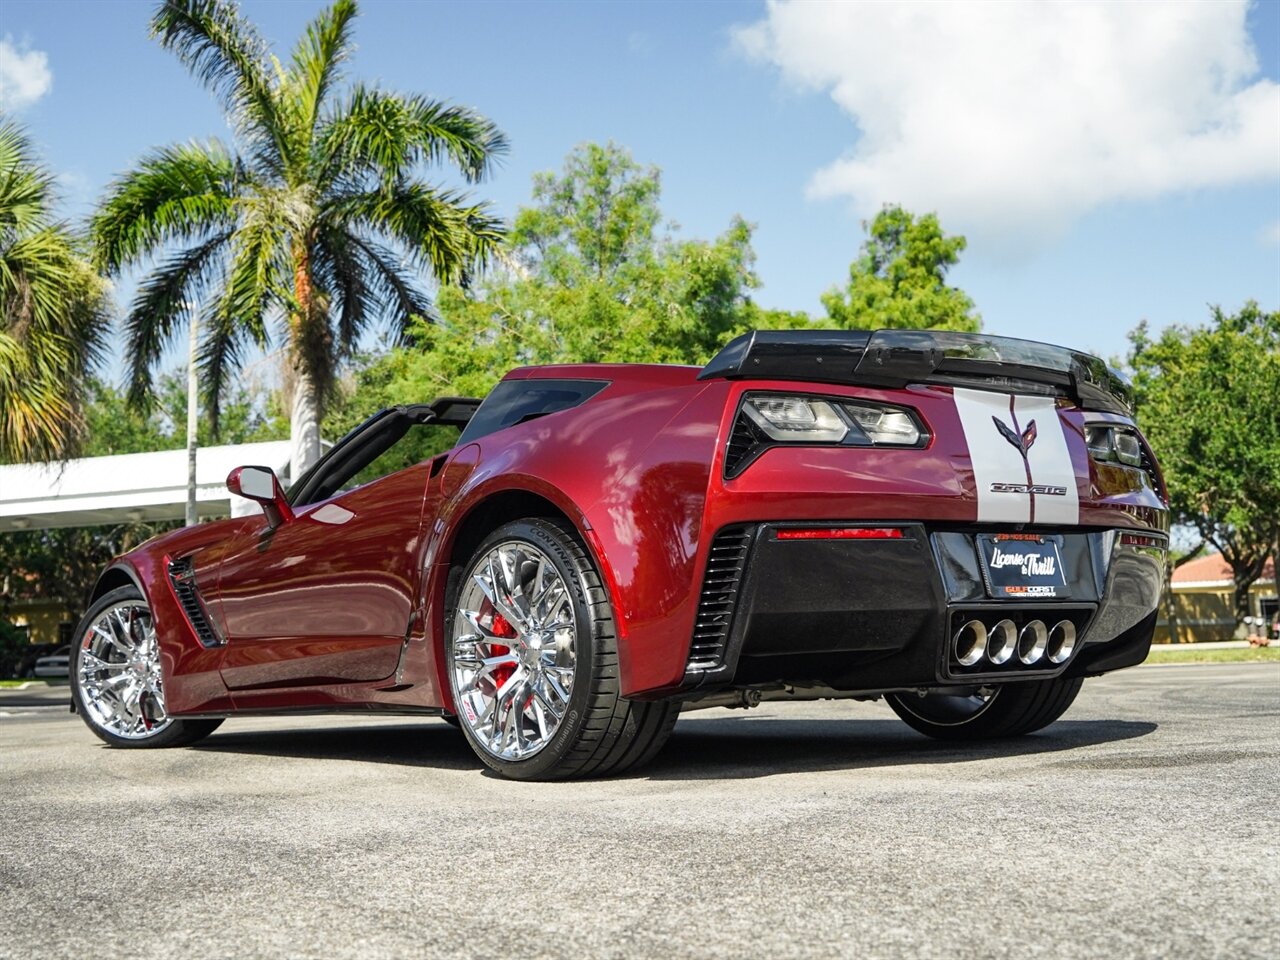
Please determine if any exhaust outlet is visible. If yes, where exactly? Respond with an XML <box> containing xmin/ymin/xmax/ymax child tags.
<box><xmin>1047</xmin><ymin>620</ymin><xmax>1078</xmax><ymax>664</ymax></box>
<box><xmin>1017</xmin><ymin>620</ymin><xmax>1048</xmax><ymax>665</ymax></box>
<box><xmin>986</xmin><ymin>619</ymin><xmax>1017</xmax><ymax>665</ymax></box>
<box><xmin>953</xmin><ymin>619</ymin><xmax>987</xmax><ymax>667</ymax></box>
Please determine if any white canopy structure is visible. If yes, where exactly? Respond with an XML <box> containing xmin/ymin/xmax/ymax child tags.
<box><xmin>0</xmin><ymin>442</ymin><xmax>291</xmax><ymax>533</ymax></box>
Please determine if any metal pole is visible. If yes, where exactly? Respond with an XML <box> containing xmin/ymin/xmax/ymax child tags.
<box><xmin>185</xmin><ymin>313</ymin><xmax>199</xmax><ymax>526</ymax></box>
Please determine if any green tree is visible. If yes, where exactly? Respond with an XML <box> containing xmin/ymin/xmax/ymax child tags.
<box><xmin>1128</xmin><ymin>302</ymin><xmax>1280</xmax><ymax>627</ymax></box>
<box><xmin>822</xmin><ymin>205</ymin><xmax>980</xmax><ymax>332</ymax></box>
<box><xmin>0</xmin><ymin>120</ymin><xmax>111</xmax><ymax>463</ymax></box>
<box><xmin>91</xmin><ymin>0</ymin><xmax>506</xmax><ymax>476</ymax></box>
<box><xmin>326</xmin><ymin>141</ymin><xmax>786</xmax><ymax>431</ymax></box>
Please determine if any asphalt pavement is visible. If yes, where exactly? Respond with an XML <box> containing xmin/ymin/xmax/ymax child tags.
<box><xmin>1</xmin><ymin>663</ymin><xmax>1277</xmax><ymax>960</ymax></box>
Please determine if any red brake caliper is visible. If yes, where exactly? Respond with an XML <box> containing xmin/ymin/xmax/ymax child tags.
<box><xmin>483</xmin><ymin>600</ymin><xmax>517</xmax><ymax>692</ymax></box>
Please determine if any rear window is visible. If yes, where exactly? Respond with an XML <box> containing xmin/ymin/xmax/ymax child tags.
<box><xmin>458</xmin><ymin>379</ymin><xmax>608</xmax><ymax>444</ymax></box>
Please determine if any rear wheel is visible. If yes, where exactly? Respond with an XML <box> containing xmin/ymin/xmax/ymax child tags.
<box><xmin>885</xmin><ymin>676</ymin><xmax>1083</xmax><ymax>740</ymax></box>
<box><xmin>70</xmin><ymin>586</ymin><xmax>223</xmax><ymax>748</ymax></box>
<box><xmin>446</xmin><ymin>518</ymin><xmax>678</xmax><ymax>780</ymax></box>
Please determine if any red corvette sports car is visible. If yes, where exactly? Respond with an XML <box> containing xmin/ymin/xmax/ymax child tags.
<box><xmin>71</xmin><ymin>329</ymin><xmax>1168</xmax><ymax>779</ymax></box>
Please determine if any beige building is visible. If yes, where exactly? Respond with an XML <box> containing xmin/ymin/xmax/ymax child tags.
<box><xmin>1156</xmin><ymin>553</ymin><xmax>1277</xmax><ymax>644</ymax></box>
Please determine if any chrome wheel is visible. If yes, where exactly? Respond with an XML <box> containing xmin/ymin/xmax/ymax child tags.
<box><xmin>77</xmin><ymin>601</ymin><xmax>172</xmax><ymax>740</ymax></box>
<box><xmin>450</xmin><ymin>540</ymin><xmax>577</xmax><ymax>761</ymax></box>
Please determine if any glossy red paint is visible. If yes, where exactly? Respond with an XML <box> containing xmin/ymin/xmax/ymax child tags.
<box><xmin>103</xmin><ymin>359</ymin><xmax>1168</xmax><ymax>718</ymax></box>
<box><xmin>214</xmin><ymin>461</ymin><xmax>434</xmax><ymax>691</ymax></box>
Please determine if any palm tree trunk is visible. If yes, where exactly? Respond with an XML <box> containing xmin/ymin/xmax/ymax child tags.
<box><xmin>289</xmin><ymin>367</ymin><xmax>322</xmax><ymax>479</ymax></box>
<box><xmin>288</xmin><ymin>243</ymin><xmax>323</xmax><ymax>479</ymax></box>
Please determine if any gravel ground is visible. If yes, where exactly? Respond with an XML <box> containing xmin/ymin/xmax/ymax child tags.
<box><xmin>1</xmin><ymin>662</ymin><xmax>1277</xmax><ymax>960</ymax></box>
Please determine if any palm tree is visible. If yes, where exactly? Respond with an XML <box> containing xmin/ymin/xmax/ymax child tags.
<box><xmin>92</xmin><ymin>0</ymin><xmax>507</xmax><ymax>474</ymax></box>
<box><xmin>0</xmin><ymin>120</ymin><xmax>110</xmax><ymax>463</ymax></box>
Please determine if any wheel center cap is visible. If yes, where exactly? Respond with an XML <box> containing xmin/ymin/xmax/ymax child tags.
<box><xmin>518</xmin><ymin>632</ymin><xmax>545</xmax><ymax>668</ymax></box>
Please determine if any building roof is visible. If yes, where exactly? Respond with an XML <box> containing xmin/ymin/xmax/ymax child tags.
<box><xmin>1172</xmin><ymin>551</ymin><xmax>1276</xmax><ymax>587</ymax></box>
<box><xmin>0</xmin><ymin>442</ymin><xmax>290</xmax><ymax>532</ymax></box>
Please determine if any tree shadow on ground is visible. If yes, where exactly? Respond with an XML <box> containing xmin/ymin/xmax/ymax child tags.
<box><xmin>190</xmin><ymin>714</ymin><xmax>1157</xmax><ymax>780</ymax></box>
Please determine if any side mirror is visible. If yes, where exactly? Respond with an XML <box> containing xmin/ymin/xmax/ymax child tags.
<box><xmin>227</xmin><ymin>465</ymin><xmax>294</xmax><ymax>530</ymax></box>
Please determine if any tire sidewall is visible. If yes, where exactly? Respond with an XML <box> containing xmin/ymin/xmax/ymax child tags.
<box><xmin>444</xmin><ymin>518</ymin><xmax>603</xmax><ymax>779</ymax></box>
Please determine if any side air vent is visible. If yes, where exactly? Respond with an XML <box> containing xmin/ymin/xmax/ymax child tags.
<box><xmin>724</xmin><ymin>411</ymin><xmax>769</xmax><ymax>479</ymax></box>
<box><xmin>688</xmin><ymin>527</ymin><xmax>755</xmax><ymax>670</ymax></box>
<box><xmin>167</xmin><ymin>557</ymin><xmax>223</xmax><ymax>648</ymax></box>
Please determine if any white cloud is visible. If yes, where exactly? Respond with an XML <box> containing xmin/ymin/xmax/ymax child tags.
<box><xmin>0</xmin><ymin>35</ymin><xmax>53</xmax><ymax>110</ymax></box>
<box><xmin>734</xmin><ymin>1</ymin><xmax>1280</xmax><ymax>243</ymax></box>
<box><xmin>1261</xmin><ymin>219</ymin><xmax>1280</xmax><ymax>245</ymax></box>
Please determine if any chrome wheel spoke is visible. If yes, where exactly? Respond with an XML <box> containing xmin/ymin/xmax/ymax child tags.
<box><xmin>81</xmin><ymin>651</ymin><xmax>128</xmax><ymax>674</ymax></box>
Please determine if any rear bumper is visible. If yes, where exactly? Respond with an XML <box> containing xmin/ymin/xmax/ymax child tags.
<box><xmin>678</xmin><ymin>522</ymin><xmax>1165</xmax><ymax>695</ymax></box>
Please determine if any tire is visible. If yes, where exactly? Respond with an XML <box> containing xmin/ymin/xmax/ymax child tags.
<box><xmin>885</xmin><ymin>676</ymin><xmax>1083</xmax><ymax>741</ymax></box>
<box><xmin>445</xmin><ymin>517</ymin><xmax>679</xmax><ymax>780</ymax></box>
<box><xmin>70</xmin><ymin>585</ymin><xmax>223</xmax><ymax>749</ymax></box>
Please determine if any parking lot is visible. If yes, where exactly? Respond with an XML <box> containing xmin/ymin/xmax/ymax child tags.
<box><xmin>1</xmin><ymin>662</ymin><xmax>1277</xmax><ymax>959</ymax></box>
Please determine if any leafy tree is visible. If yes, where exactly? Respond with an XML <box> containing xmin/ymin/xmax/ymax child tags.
<box><xmin>91</xmin><ymin>0</ymin><xmax>507</xmax><ymax>476</ymax></box>
<box><xmin>1128</xmin><ymin>302</ymin><xmax>1280</xmax><ymax>627</ymax></box>
<box><xmin>822</xmin><ymin>205</ymin><xmax>980</xmax><ymax>332</ymax></box>
<box><xmin>83</xmin><ymin>372</ymin><xmax>287</xmax><ymax>456</ymax></box>
<box><xmin>0</xmin><ymin>120</ymin><xmax>111</xmax><ymax>463</ymax></box>
<box><xmin>325</xmin><ymin>141</ymin><xmax>787</xmax><ymax>437</ymax></box>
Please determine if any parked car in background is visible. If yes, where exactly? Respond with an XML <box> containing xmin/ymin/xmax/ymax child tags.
<box><xmin>33</xmin><ymin>646</ymin><xmax>71</xmax><ymax>679</ymax></box>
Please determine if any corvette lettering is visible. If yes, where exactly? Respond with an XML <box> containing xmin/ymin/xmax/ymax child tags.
<box><xmin>990</xmin><ymin>482</ymin><xmax>1068</xmax><ymax>496</ymax></box>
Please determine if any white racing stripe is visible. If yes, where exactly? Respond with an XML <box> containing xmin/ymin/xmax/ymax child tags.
<box><xmin>953</xmin><ymin>388</ymin><xmax>1080</xmax><ymax>525</ymax></box>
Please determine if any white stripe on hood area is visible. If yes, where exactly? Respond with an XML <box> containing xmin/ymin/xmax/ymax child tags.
<box><xmin>953</xmin><ymin>388</ymin><xmax>1080</xmax><ymax>525</ymax></box>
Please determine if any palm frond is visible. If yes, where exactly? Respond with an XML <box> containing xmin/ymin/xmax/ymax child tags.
<box><xmin>0</xmin><ymin>121</ymin><xmax>56</xmax><ymax>238</ymax></box>
<box><xmin>318</xmin><ymin>86</ymin><xmax>508</xmax><ymax>187</ymax></box>
<box><xmin>120</xmin><ymin>233</ymin><xmax>230</xmax><ymax>410</ymax></box>
<box><xmin>316</xmin><ymin>228</ymin><xmax>434</xmax><ymax>348</ymax></box>
<box><xmin>0</xmin><ymin>121</ymin><xmax>109</xmax><ymax>462</ymax></box>
<box><xmin>150</xmin><ymin>0</ymin><xmax>285</xmax><ymax>168</ymax></box>
<box><xmin>326</xmin><ymin>181</ymin><xmax>504</xmax><ymax>286</ymax></box>
<box><xmin>312</xmin><ymin>226</ymin><xmax>374</xmax><ymax>353</ymax></box>
<box><xmin>286</xmin><ymin>0</ymin><xmax>358</xmax><ymax>154</ymax></box>
<box><xmin>201</xmin><ymin>212</ymin><xmax>284</xmax><ymax>430</ymax></box>
<box><xmin>91</xmin><ymin>141</ymin><xmax>240</xmax><ymax>273</ymax></box>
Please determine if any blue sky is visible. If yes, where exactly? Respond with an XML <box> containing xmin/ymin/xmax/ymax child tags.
<box><xmin>2</xmin><ymin>0</ymin><xmax>1277</xmax><ymax>378</ymax></box>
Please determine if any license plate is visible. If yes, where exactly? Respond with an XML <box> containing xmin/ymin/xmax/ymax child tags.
<box><xmin>977</xmin><ymin>534</ymin><xmax>1068</xmax><ymax>599</ymax></box>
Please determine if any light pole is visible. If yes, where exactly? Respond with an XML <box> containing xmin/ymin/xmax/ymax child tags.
<box><xmin>185</xmin><ymin>311</ymin><xmax>199</xmax><ymax>526</ymax></box>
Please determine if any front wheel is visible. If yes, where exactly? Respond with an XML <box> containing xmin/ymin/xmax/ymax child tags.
<box><xmin>885</xmin><ymin>676</ymin><xmax>1083</xmax><ymax>741</ymax></box>
<box><xmin>70</xmin><ymin>586</ymin><xmax>223</xmax><ymax>748</ymax></box>
<box><xmin>446</xmin><ymin>518</ymin><xmax>678</xmax><ymax>780</ymax></box>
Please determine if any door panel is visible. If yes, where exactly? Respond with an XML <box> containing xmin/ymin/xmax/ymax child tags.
<box><xmin>214</xmin><ymin>462</ymin><xmax>433</xmax><ymax>689</ymax></box>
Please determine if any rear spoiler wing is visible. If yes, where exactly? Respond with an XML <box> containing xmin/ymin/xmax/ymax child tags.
<box><xmin>698</xmin><ymin>329</ymin><xmax>1134</xmax><ymax>415</ymax></box>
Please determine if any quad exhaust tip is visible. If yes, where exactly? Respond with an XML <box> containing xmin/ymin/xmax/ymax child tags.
<box><xmin>1047</xmin><ymin>620</ymin><xmax>1078</xmax><ymax>664</ymax></box>
<box><xmin>953</xmin><ymin>616</ymin><xmax>1077</xmax><ymax>668</ymax></box>
<box><xmin>986</xmin><ymin>619</ymin><xmax>1017</xmax><ymax>665</ymax></box>
<box><xmin>953</xmin><ymin>619</ymin><xmax>987</xmax><ymax>667</ymax></box>
<box><xmin>1018</xmin><ymin>620</ymin><xmax>1048</xmax><ymax>665</ymax></box>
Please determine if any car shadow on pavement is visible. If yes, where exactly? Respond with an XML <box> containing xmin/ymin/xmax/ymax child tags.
<box><xmin>642</xmin><ymin>716</ymin><xmax>1158</xmax><ymax>780</ymax></box>
<box><xmin>192</xmin><ymin>721</ymin><xmax>479</xmax><ymax>770</ymax></box>
<box><xmin>190</xmin><ymin>714</ymin><xmax>1156</xmax><ymax>779</ymax></box>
